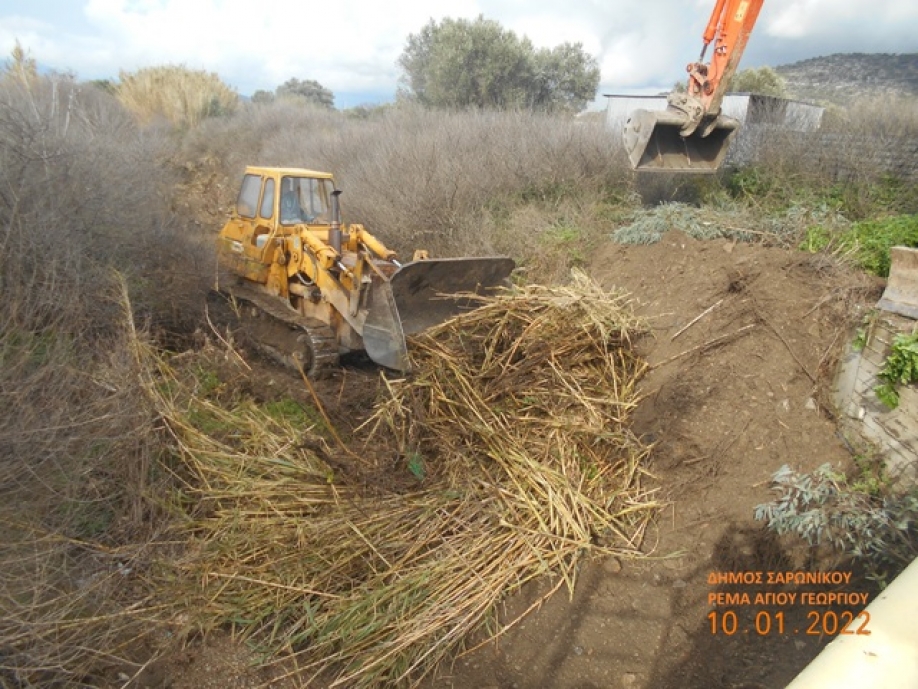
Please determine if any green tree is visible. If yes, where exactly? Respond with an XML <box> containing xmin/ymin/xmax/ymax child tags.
<box><xmin>251</xmin><ymin>89</ymin><xmax>275</xmax><ymax>104</ymax></box>
<box><xmin>275</xmin><ymin>78</ymin><xmax>334</xmax><ymax>109</ymax></box>
<box><xmin>728</xmin><ymin>66</ymin><xmax>787</xmax><ymax>97</ymax></box>
<box><xmin>529</xmin><ymin>43</ymin><xmax>600</xmax><ymax>112</ymax></box>
<box><xmin>398</xmin><ymin>16</ymin><xmax>599</xmax><ymax>112</ymax></box>
<box><xmin>89</xmin><ymin>78</ymin><xmax>116</xmax><ymax>95</ymax></box>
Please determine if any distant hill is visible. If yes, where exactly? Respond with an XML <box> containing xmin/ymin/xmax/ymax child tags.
<box><xmin>775</xmin><ymin>53</ymin><xmax>918</xmax><ymax>105</ymax></box>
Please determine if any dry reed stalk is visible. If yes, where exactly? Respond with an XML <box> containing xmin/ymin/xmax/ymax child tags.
<box><xmin>149</xmin><ymin>270</ymin><xmax>658</xmax><ymax>687</ymax></box>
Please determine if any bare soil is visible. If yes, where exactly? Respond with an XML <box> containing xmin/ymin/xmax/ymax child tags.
<box><xmin>159</xmin><ymin>231</ymin><xmax>881</xmax><ymax>689</ymax></box>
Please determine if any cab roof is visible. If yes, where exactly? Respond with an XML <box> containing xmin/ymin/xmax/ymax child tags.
<box><xmin>244</xmin><ymin>166</ymin><xmax>335</xmax><ymax>179</ymax></box>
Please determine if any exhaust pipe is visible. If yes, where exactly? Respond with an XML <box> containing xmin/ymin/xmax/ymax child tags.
<box><xmin>329</xmin><ymin>189</ymin><xmax>343</xmax><ymax>254</ymax></box>
<box><xmin>624</xmin><ymin>108</ymin><xmax>739</xmax><ymax>173</ymax></box>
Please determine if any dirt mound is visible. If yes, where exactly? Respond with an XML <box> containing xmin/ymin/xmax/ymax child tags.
<box><xmin>598</xmin><ymin>231</ymin><xmax>877</xmax><ymax>503</ymax></box>
<box><xmin>424</xmin><ymin>232</ymin><xmax>879</xmax><ymax>689</ymax></box>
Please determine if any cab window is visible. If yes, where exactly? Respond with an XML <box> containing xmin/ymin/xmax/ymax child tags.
<box><xmin>236</xmin><ymin>174</ymin><xmax>261</xmax><ymax>219</ymax></box>
<box><xmin>259</xmin><ymin>178</ymin><xmax>275</xmax><ymax>219</ymax></box>
<box><xmin>280</xmin><ymin>176</ymin><xmax>333</xmax><ymax>225</ymax></box>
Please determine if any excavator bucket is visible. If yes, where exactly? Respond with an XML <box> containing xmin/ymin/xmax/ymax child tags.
<box><xmin>878</xmin><ymin>247</ymin><xmax>918</xmax><ymax>319</ymax></box>
<box><xmin>623</xmin><ymin>108</ymin><xmax>739</xmax><ymax>173</ymax></box>
<box><xmin>362</xmin><ymin>257</ymin><xmax>515</xmax><ymax>372</ymax></box>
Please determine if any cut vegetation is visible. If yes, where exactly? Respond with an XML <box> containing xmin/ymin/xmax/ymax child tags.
<box><xmin>148</xmin><ymin>275</ymin><xmax>656</xmax><ymax>687</ymax></box>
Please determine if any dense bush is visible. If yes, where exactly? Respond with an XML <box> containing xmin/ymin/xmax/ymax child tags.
<box><xmin>756</xmin><ymin>463</ymin><xmax>918</xmax><ymax>586</ymax></box>
<box><xmin>728</xmin><ymin>66</ymin><xmax>788</xmax><ymax>97</ymax></box>
<box><xmin>0</xmin><ymin>70</ymin><xmax>205</xmax><ymax>684</ymax></box>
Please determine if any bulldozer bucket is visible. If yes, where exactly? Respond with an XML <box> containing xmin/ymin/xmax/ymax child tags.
<box><xmin>363</xmin><ymin>274</ymin><xmax>410</xmax><ymax>372</ymax></box>
<box><xmin>623</xmin><ymin>109</ymin><xmax>739</xmax><ymax>173</ymax></box>
<box><xmin>389</xmin><ymin>257</ymin><xmax>516</xmax><ymax>335</ymax></box>
<box><xmin>362</xmin><ymin>257</ymin><xmax>514</xmax><ymax>372</ymax></box>
<box><xmin>878</xmin><ymin>247</ymin><xmax>918</xmax><ymax>319</ymax></box>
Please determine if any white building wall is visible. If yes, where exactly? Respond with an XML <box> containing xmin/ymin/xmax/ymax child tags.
<box><xmin>604</xmin><ymin>93</ymin><xmax>822</xmax><ymax>131</ymax></box>
<box><xmin>604</xmin><ymin>96</ymin><xmax>667</xmax><ymax>131</ymax></box>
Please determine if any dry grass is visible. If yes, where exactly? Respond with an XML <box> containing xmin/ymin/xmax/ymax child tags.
<box><xmin>0</xmin><ymin>522</ymin><xmax>167</xmax><ymax>686</ymax></box>
<box><xmin>3</xmin><ymin>53</ymin><xmax>914</xmax><ymax>687</ymax></box>
<box><xmin>0</xmin><ymin>284</ymin><xmax>170</xmax><ymax>686</ymax></box>
<box><xmin>149</xmin><ymin>272</ymin><xmax>657</xmax><ymax>687</ymax></box>
<box><xmin>117</xmin><ymin>65</ymin><xmax>238</xmax><ymax>128</ymax></box>
<box><xmin>0</xmin><ymin>70</ymin><xmax>211</xmax><ymax>685</ymax></box>
<box><xmin>179</xmin><ymin>104</ymin><xmax>630</xmax><ymax>258</ymax></box>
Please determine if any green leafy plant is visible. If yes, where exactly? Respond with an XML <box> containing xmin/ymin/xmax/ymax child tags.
<box><xmin>850</xmin><ymin>452</ymin><xmax>889</xmax><ymax>498</ymax></box>
<box><xmin>851</xmin><ymin>311</ymin><xmax>878</xmax><ymax>352</ymax></box>
<box><xmin>540</xmin><ymin>224</ymin><xmax>586</xmax><ymax>266</ymax></box>
<box><xmin>755</xmin><ymin>463</ymin><xmax>918</xmax><ymax>585</ymax></box>
<box><xmin>406</xmin><ymin>452</ymin><xmax>426</xmax><ymax>481</ymax></box>
<box><xmin>875</xmin><ymin>331</ymin><xmax>918</xmax><ymax>409</ymax></box>
<box><xmin>801</xmin><ymin>214</ymin><xmax>918</xmax><ymax>277</ymax></box>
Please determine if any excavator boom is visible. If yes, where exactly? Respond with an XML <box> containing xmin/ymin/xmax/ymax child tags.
<box><xmin>624</xmin><ymin>0</ymin><xmax>764</xmax><ymax>173</ymax></box>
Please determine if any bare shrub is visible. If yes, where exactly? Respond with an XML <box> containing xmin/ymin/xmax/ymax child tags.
<box><xmin>0</xmin><ymin>72</ymin><xmax>197</xmax><ymax>683</ymax></box>
<box><xmin>316</xmin><ymin>107</ymin><xmax>630</xmax><ymax>255</ymax></box>
<box><xmin>0</xmin><ymin>318</ymin><xmax>167</xmax><ymax>686</ymax></box>
<box><xmin>180</xmin><ymin>102</ymin><xmax>632</xmax><ymax>259</ymax></box>
<box><xmin>822</xmin><ymin>94</ymin><xmax>918</xmax><ymax>141</ymax></box>
<box><xmin>735</xmin><ymin>94</ymin><xmax>918</xmax><ymax>216</ymax></box>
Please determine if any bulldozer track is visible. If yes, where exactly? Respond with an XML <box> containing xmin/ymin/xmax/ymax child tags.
<box><xmin>209</xmin><ymin>281</ymin><xmax>339</xmax><ymax>378</ymax></box>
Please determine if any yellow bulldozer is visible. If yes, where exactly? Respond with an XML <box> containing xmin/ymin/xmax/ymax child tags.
<box><xmin>214</xmin><ymin>166</ymin><xmax>514</xmax><ymax>375</ymax></box>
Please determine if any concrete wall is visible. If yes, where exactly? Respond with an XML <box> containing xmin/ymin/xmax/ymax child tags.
<box><xmin>834</xmin><ymin>312</ymin><xmax>918</xmax><ymax>483</ymax></box>
<box><xmin>808</xmin><ymin>132</ymin><xmax>918</xmax><ymax>183</ymax></box>
<box><xmin>786</xmin><ymin>555</ymin><xmax>918</xmax><ymax>688</ymax></box>
<box><xmin>605</xmin><ymin>95</ymin><xmax>668</xmax><ymax>131</ymax></box>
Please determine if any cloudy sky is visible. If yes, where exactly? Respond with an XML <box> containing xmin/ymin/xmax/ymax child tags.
<box><xmin>1</xmin><ymin>0</ymin><xmax>916</xmax><ymax>109</ymax></box>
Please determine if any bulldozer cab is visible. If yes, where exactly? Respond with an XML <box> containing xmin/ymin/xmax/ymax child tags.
<box><xmin>222</xmin><ymin>173</ymin><xmax>276</xmax><ymax>279</ymax></box>
<box><xmin>279</xmin><ymin>175</ymin><xmax>333</xmax><ymax>225</ymax></box>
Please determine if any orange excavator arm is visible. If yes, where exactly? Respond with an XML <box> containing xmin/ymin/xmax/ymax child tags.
<box><xmin>683</xmin><ymin>0</ymin><xmax>765</xmax><ymax>135</ymax></box>
<box><xmin>623</xmin><ymin>0</ymin><xmax>765</xmax><ymax>172</ymax></box>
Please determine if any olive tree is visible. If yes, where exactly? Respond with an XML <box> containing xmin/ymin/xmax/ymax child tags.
<box><xmin>729</xmin><ymin>66</ymin><xmax>788</xmax><ymax>97</ymax></box>
<box><xmin>398</xmin><ymin>16</ymin><xmax>599</xmax><ymax>113</ymax></box>
<box><xmin>276</xmin><ymin>78</ymin><xmax>335</xmax><ymax>109</ymax></box>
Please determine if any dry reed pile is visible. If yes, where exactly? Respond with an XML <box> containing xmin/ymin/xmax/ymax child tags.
<box><xmin>153</xmin><ymin>272</ymin><xmax>656</xmax><ymax>687</ymax></box>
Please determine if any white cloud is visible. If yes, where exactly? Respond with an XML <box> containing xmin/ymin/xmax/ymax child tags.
<box><xmin>765</xmin><ymin>0</ymin><xmax>918</xmax><ymax>39</ymax></box>
<box><xmin>72</xmin><ymin>0</ymin><xmax>489</xmax><ymax>94</ymax></box>
<box><xmin>0</xmin><ymin>0</ymin><xmax>915</xmax><ymax>106</ymax></box>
